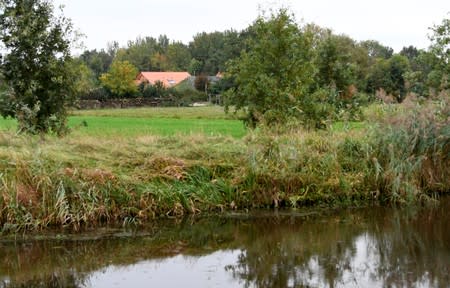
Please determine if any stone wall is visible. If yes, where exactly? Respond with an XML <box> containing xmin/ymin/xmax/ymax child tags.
<box><xmin>77</xmin><ymin>98</ymin><xmax>161</xmax><ymax>110</ymax></box>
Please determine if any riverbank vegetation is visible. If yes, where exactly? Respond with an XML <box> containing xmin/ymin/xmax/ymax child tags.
<box><xmin>0</xmin><ymin>98</ymin><xmax>448</xmax><ymax>232</ymax></box>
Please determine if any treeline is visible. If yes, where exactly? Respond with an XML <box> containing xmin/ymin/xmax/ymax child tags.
<box><xmin>74</xmin><ymin>31</ymin><xmax>245</xmax><ymax>103</ymax></box>
<box><xmin>73</xmin><ymin>16</ymin><xmax>448</xmax><ymax>105</ymax></box>
<box><xmin>79</xmin><ymin>31</ymin><xmax>244</xmax><ymax>78</ymax></box>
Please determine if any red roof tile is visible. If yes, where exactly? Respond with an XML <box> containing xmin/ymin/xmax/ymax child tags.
<box><xmin>136</xmin><ymin>72</ymin><xmax>191</xmax><ymax>87</ymax></box>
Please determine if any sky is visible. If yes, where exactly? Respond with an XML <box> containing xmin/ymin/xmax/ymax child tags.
<box><xmin>54</xmin><ymin>0</ymin><xmax>449</xmax><ymax>53</ymax></box>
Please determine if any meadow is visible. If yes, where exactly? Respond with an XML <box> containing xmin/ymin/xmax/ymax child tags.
<box><xmin>0</xmin><ymin>101</ymin><xmax>448</xmax><ymax>232</ymax></box>
<box><xmin>0</xmin><ymin>106</ymin><xmax>247</xmax><ymax>138</ymax></box>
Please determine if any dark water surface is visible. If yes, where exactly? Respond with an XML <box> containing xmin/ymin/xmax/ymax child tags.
<box><xmin>1</xmin><ymin>198</ymin><xmax>449</xmax><ymax>288</ymax></box>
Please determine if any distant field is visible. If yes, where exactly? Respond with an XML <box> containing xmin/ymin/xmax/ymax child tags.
<box><xmin>0</xmin><ymin>106</ymin><xmax>247</xmax><ymax>138</ymax></box>
<box><xmin>69</xmin><ymin>116</ymin><xmax>246</xmax><ymax>138</ymax></box>
<box><xmin>71</xmin><ymin>106</ymin><xmax>240</xmax><ymax>120</ymax></box>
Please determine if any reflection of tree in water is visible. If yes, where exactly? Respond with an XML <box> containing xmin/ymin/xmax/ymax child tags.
<box><xmin>225</xmin><ymin>202</ymin><xmax>450</xmax><ymax>288</ymax></box>
<box><xmin>1</xmin><ymin>200</ymin><xmax>449</xmax><ymax>287</ymax></box>
<box><xmin>367</xmin><ymin>202</ymin><xmax>450</xmax><ymax>288</ymax></box>
<box><xmin>225</xmin><ymin>213</ymin><xmax>366</xmax><ymax>288</ymax></box>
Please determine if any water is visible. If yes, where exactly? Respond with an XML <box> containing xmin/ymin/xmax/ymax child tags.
<box><xmin>1</xmin><ymin>198</ymin><xmax>449</xmax><ymax>288</ymax></box>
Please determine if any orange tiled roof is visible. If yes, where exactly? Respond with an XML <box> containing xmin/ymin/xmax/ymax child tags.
<box><xmin>136</xmin><ymin>72</ymin><xmax>191</xmax><ymax>87</ymax></box>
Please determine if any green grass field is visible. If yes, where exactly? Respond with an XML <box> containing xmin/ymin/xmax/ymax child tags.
<box><xmin>0</xmin><ymin>106</ymin><xmax>247</xmax><ymax>138</ymax></box>
<box><xmin>69</xmin><ymin>116</ymin><xmax>246</xmax><ymax>138</ymax></box>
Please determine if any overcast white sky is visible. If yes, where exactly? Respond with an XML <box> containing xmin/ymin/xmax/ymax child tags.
<box><xmin>55</xmin><ymin>0</ymin><xmax>449</xmax><ymax>53</ymax></box>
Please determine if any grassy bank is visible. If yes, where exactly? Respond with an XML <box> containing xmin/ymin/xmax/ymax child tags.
<box><xmin>0</xmin><ymin>101</ymin><xmax>448</xmax><ymax>232</ymax></box>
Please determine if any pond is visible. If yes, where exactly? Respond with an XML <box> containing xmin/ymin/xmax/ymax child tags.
<box><xmin>1</xmin><ymin>198</ymin><xmax>449</xmax><ymax>288</ymax></box>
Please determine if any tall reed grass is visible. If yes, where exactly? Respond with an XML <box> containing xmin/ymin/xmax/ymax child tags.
<box><xmin>366</xmin><ymin>96</ymin><xmax>449</xmax><ymax>202</ymax></box>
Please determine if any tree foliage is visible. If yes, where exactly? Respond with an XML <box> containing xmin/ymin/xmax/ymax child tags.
<box><xmin>166</xmin><ymin>42</ymin><xmax>191</xmax><ymax>71</ymax></box>
<box><xmin>360</xmin><ymin>40</ymin><xmax>394</xmax><ymax>60</ymax></box>
<box><xmin>189</xmin><ymin>30</ymin><xmax>246</xmax><ymax>75</ymax></box>
<box><xmin>428</xmin><ymin>17</ymin><xmax>450</xmax><ymax>92</ymax></box>
<box><xmin>225</xmin><ymin>9</ymin><xmax>315</xmax><ymax>127</ymax></box>
<box><xmin>366</xmin><ymin>55</ymin><xmax>410</xmax><ymax>102</ymax></box>
<box><xmin>0</xmin><ymin>0</ymin><xmax>76</xmax><ymax>135</ymax></box>
<box><xmin>99</xmin><ymin>60</ymin><xmax>138</xmax><ymax>97</ymax></box>
<box><xmin>314</xmin><ymin>33</ymin><xmax>356</xmax><ymax>93</ymax></box>
<box><xmin>79</xmin><ymin>49</ymin><xmax>114</xmax><ymax>79</ymax></box>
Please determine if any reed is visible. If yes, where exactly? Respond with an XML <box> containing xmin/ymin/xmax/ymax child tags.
<box><xmin>366</xmin><ymin>96</ymin><xmax>449</xmax><ymax>203</ymax></box>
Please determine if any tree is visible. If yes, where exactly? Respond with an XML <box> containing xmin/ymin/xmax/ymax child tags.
<box><xmin>400</xmin><ymin>45</ymin><xmax>420</xmax><ymax>61</ymax></box>
<box><xmin>224</xmin><ymin>9</ymin><xmax>315</xmax><ymax>127</ymax></box>
<box><xmin>428</xmin><ymin>17</ymin><xmax>449</xmax><ymax>93</ymax></box>
<box><xmin>189</xmin><ymin>30</ymin><xmax>245</xmax><ymax>75</ymax></box>
<box><xmin>387</xmin><ymin>55</ymin><xmax>410</xmax><ymax>102</ymax></box>
<box><xmin>366</xmin><ymin>58</ymin><xmax>391</xmax><ymax>95</ymax></box>
<box><xmin>0</xmin><ymin>0</ymin><xmax>77</xmax><ymax>135</ymax></box>
<box><xmin>429</xmin><ymin>17</ymin><xmax>450</xmax><ymax>68</ymax></box>
<box><xmin>79</xmin><ymin>49</ymin><xmax>114</xmax><ymax>79</ymax></box>
<box><xmin>359</xmin><ymin>40</ymin><xmax>394</xmax><ymax>60</ymax></box>
<box><xmin>166</xmin><ymin>42</ymin><xmax>191</xmax><ymax>71</ymax></box>
<box><xmin>151</xmin><ymin>52</ymin><xmax>169</xmax><ymax>72</ymax></box>
<box><xmin>116</xmin><ymin>35</ymin><xmax>173</xmax><ymax>72</ymax></box>
<box><xmin>69</xmin><ymin>59</ymin><xmax>95</xmax><ymax>98</ymax></box>
<box><xmin>314</xmin><ymin>33</ymin><xmax>356</xmax><ymax>94</ymax></box>
<box><xmin>366</xmin><ymin>54</ymin><xmax>410</xmax><ymax>102</ymax></box>
<box><xmin>188</xmin><ymin>58</ymin><xmax>202</xmax><ymax>76</ymax></box>
<box><xmin>100</xmin><ymin>61</ymin><xmax>138</xmax><ymax>98</ymax></box>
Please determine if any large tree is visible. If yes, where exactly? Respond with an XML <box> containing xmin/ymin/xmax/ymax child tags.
<box><xmin>0</xmin><ymin>0</ymin><xmax>77</xmax><ymax>135</ymax></box>
<box><xmin>224</xmin><ymin>9</ymin><xmax>315</xmax><ymax>127</ymax></box>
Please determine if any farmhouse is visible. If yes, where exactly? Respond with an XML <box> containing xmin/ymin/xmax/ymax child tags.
<box><xmin>136</xmin><ymin>72</ymin><xmax>191</xmax><ymax>88</ymax></box>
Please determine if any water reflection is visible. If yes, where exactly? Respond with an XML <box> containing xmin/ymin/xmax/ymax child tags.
<box><xmin>1</xmin><ymin>199</ymin><xmax>449</xmax><ymax>288</ymax></box>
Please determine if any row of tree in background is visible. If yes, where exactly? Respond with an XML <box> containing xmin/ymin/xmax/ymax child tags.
<box><xmin>0</xmin><ymin>0</ymin><xmax>448</xmax><ymax>134</ymax></box>
<box><xmin>74</xmin><ymin>13</ymin><xmax>449</xmax><ymax>106</ymax></box>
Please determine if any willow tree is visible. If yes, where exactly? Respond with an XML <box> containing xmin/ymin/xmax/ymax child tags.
<box><xmin>0</xmin><ymin>0</ymin><xmax>77</xmax><ymax>135</ymax></box>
